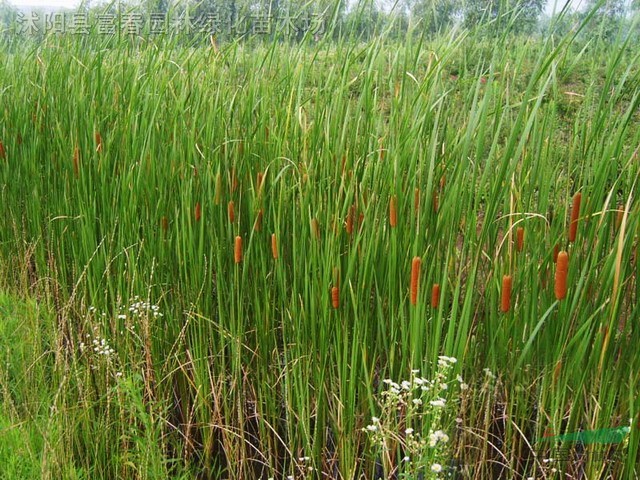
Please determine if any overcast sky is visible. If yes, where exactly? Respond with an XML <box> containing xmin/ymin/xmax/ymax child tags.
<box><xmin>6</xmin><ymin>0</ymin><xmax>587</xmax><ymax>14</ymax></box>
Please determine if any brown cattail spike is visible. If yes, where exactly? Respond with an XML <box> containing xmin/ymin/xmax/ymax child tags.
<box><xmin>331</xmin><ymin>286</ymin><xmax>339</xmax><ymax>309</ymax></box>
<box><xmin>161</xmin><ymin>216</ymin><xmax>168</xmax><ymax>234</ymax></box>
<box><xmin>431</xmin><ymin>283</ymin><xmax>440</xmax><ymax>309</ymax></box>
<box><xmin>271</xmin><ymin>234</ymin><xmax>278</xmax><ymax>260</ymax></box>
<box><xmin>390</xmin><ymin>195</ymin><xmax>397</xmax><ymax>228</ymax></box>
<box><xmin>346</xmin><ymin>205</ymin><xmax>355</xmax><ymax>235</ymax></box>
<box><xmin>257</xmin><ymin>172</ymin><xmax>264</xmax><ymax>196</ymax></box>
<box><xmin>569</xmin><ymin>192</ymin><xmax>582</xmax><ymax>243</ymax></box>
<box><xmin>231</xmin><ymin>168</ymin><xmax>238</xmax><ymax>193</ymax></box>
<box><xmin>554</xmin><ymin>251</ymin><xmax>569</xmax><ymax>300</ymax></box>
<box><xmin>501</xmin><ymin>275</ymin><xmax>512</xmax><ymax>313</ymax></box>
<box><xmin>195</xmin><ymin>202</ymin><xmax>202</xmax><ymax>222</ymax></box>
<box><xmin>228</xmin><ymin>201</ymin><xmax>235</xmax><ymax>223</ymax></box>
<box><xmin>414</xmin><ymin>188</ymin><xmax>420</xmax><ymax>212</ymax></box>
<box><xmin>95</xmin><ymin>132</ymin><xmax>103</xmax><ymax>153</ymax></box>
<box><xmin>311</xmin><ymin>218</ymin><xmax>320</xmax><ymax>239</ymax></box>
<box><xmin>73</xmin><ymin>145</ymin><xmax>80</xmax><ymax>178</ymax></box>
<box><xmin>234</xmin><ymin>236</ymin><xmax>242</xmax><ymax>264</ymax></box>
<box><xmin>516</xmin><ymin>227</ymin><xmax>524</xmax><ymax>252</ymax></box>
<box><xmin>410</xmin><ymin>256</ymin><xmax>421</xmax><ymax>306</ymax></box>
<box><xmin>615</xmin><ymin>204</ymin><xmax>624</xmax><ymax>231</ymax></box>
<box><xmin>0</xmin><ymin>141</ymin><xmax>5</xmax><ymax>160</ymax></box>
<box><xmin>553</xmin><ymin>244</ymin><xmax>559</xmax><ymax>263</ymax></box>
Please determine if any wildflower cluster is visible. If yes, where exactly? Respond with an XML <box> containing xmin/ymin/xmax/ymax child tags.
<box><xmin>118</xmin><ymin>296</ymin><xmax>163</xmax><ymax>319</ymax></box>
<box><xmin>363</xmin><ymin>356</ymin><xmax>468</xmax><ymax>479</ymax></box>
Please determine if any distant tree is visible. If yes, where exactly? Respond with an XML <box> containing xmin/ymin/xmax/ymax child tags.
<box><xmin>581</xmin><ymin>0</ymin><xmax>626</xmax><ymax>41</ymax></box>
<box><xmin>462</xmin><ymin>0</ymin><xmax>544</xmax><ymax>34</ymax></box>
<box><xmin>405</xmin><ymin>0</ymin><xmax>462</xmax><ymax>34</ymax></box>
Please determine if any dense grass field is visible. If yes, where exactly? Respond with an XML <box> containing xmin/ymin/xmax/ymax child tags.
<box><xmin>1</xmin><ymin>14</ymin><xmax>640</xmax><ymax>480</ymax></box>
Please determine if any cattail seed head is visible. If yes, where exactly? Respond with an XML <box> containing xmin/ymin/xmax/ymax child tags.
<box><xmin>501</xmin><ymin>275</ymin><xmax>512</xmax><ymax>313</ymax></box>
<box><xmin>256</xmin><ymin>172</ymin><xmax>264</xmax><ymax>196</ymax></box>
<box><xmin>331</xmin><ymin>286</ymin><xmax>339</xmax><ymax>309</ymax></box>
<box><xmin>95</xmin><ymin>132</ymin><xmax>103</xmax><ymax>153</ymax></box>
<box><xmin>311</xmin><ymin>218</ymin><xmax>320</xmax><ymax>239</ymax></box>
<box><xmin>161</xmin><ymin>216</ymin><xmax>168</xmax><ymax>234</ymax></box>
<box><xmin>414</xmin><ymin>188</ymin><xmax>420</xmax><ymax>212</ymax></box>
<box><xmin>228</xmin><ymin>201</ymin><xmax>235</xmax><ymax>223</ymax></box>
<box><xmin>271</xmin><ymin>233</ymin><xmax>278</xmax><ymax>260</ymax></box>
<box><xmin>554</xmin><ymin>251</ymin><xmax>569</xmax><ymax>300</ymax></box>
<box><xmin>0</xmin><ymin>140</ymin><xmax>6</xmax><ymax>159</ymax></box>
<box><xmin>569</xmin><ymin>192</ymin><xmax>582</xmax><ymax>243</ymax></box>
<box><xmin>73</xmin><ymin>144</ymin><xmax>80</xmax><ymax>178</ymax></box>
<box><xmin>346</xmin><ymin>205</ymin><xmax>355</xmax><ymax>235</ymax></box>
<box><xmin>231</xmin><ymin>167</ymin><xmax>238</xmax><ymax>193</ymax></box>
<box><xmin>615</xmin><ymin>204</ymin><xmax>624</xmax><ymax>231</ymax></box>
<box><xmin>553</xmin><ymin>244</ymin><xmax>559</xmax><ymax>263</ymax></box>
<box><xmin>516</xmin><ymin>227</ymin><xmax>524</xmax><ymax>252</ymax></box>
<box><xmin>234</xmin><ymin>236</ymin><xmax>242</xmax><ymax>264</ymax></box>
<box><xmin>389</xmin><ymin>195</ymin><xmax>397</xmax><ymax>228</ymax></box>
<box><xmin>431</xmin><ymin>283</ymin><xmax>440</xmax><ymax>309</ymax></box>
<box><xmin>410</xmin><ymin>256</ymin><xmax>421</xmax><ymax>306</ymax></box>
<box><xmin>195</xmin><ymin>202</ymin><xmax>202</xmax><ymax>222</ymax></box>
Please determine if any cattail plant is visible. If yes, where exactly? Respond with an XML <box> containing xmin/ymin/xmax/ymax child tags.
<box><xmin>554</xmin><ymin>251</ymin><xmax>568</xmax><ymax>300</ymax></box>
<box><xmin>516</xmin><ymin>227</ymin><xmax>524</xmax><ymax>252</ymax></box>
<box><xmin>234</xmin><ymin>236</ymin><xmax>242</xmax><ymax>264</ymax></box>
<box><xmin>95</xmin><ymin>132</ymin><xmax>103</xmax><ymax>153</ymax></box>
<box><xmin>195</xmin><ymin>202</ymin><xmax>202</xmax><ymax>222</ymax></box>
<box><xmin>346</xmin><ymin>205</ymin><xmax>355</xmax><ymax>235</ymax></box>
<box><xmin>73</xmin><ymin>145</ymin><xmax>80</xmax><ymax>178</ymax></box>
<box><xmin>431</xmin><ymin>283</ymin><xmax>440</xmax><ymax>309</ymax></box>
<box><xmin>271</xmin><ymin>234</ymin><xmax>278</xmax><ymax>260</ymax></box>
<box><xmin>615</xmin><ymin>204</ymin><xmax>624</xmax><ymax>231</ymax></box>
<box><xmin>410</xmin><ymin>256</ymin><xmax>421</xmax><ymax>306</ymax></box>
<box><xmin>256</xmin><ymin>172</ymin><xmax>264</xmax><ymax>196</ymax></box>
<box><xmin>501</xmin><ymin>275</ymin><xmax>512</xmax><ymax>313</ymax></box>
<box><xmin>389</xmin><ymin>195</ymin><xmax>397</xmax><ymax>228</ymax></box>
<box><xmin>553</xmin><ymin>244</ymin><xmax>559</xmax><ymax>263</ymax></box>
<box><xmin>228</xmin><ymin>201</ymin><xmax>235</xmax><ymax>223</ymax></box>
<box><xmin>569</xmin><ymin>192</ymin><xmax>581</xmax><ymax>243</ymax></box>
<box><xmin>331</xmin><ymin>286</ymin><xmax>339</xmax><ymax>309</ymax></box>
<box><xmin>0</xmin><ymin>140</ymin><xmax>6</xmax><ymax>159</ymax></box>
<box><xmin>414</xmin><ymin>188</ymin><xmax>420</xmax><ymax>212</ymax></box>
<box><xmin>231</xmin><ymin>168</ymin><xmax>238</xmax><ymax>193</ymax></box>
<box><xmin>311</xmin><ymin>218</ymin><xmax>320</xmax><ymax>239</ymax></box>
<box><xmin>161</xmin><ymin>216</ymin><xmax>168</xmax><ymax>235</ymax></box>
